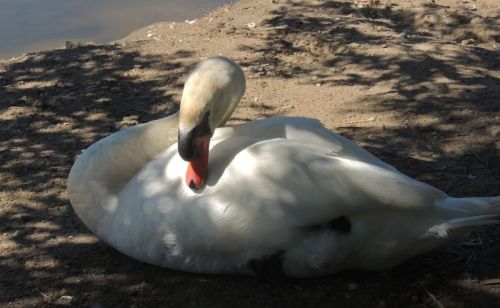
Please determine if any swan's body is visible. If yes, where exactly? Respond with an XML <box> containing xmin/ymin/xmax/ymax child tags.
<box><xmin>68</xmin><ymin>57</ymin><xmax>500</xmax><ymax>278</ymax></box>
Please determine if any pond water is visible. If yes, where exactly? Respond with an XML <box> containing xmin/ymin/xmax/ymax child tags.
<box><xmin>0</xmin><ymin>0</ymin><xmax>231</xmax><ymax>59</ymax></box>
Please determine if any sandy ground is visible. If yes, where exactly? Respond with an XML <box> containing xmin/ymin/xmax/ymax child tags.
<box><xmin>1</xmin><ymin>0</ymin><xmax>499</xmax><ymax>306</ymax></box>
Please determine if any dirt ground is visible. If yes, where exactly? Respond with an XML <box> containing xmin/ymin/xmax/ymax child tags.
<box><xmin>1</xmin><ymin>0</ymin><xmax>499</xmax><ymax>306</ymax></box>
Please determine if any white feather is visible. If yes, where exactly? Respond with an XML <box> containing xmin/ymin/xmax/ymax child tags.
<box><xmin>68</xmin><ymin>57</ymin><xmax>500</xmax><ymax>277</ymax></box>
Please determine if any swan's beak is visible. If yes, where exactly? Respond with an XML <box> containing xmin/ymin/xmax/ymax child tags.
<box><xmin>184</xmin><ymin>136</ymin><xmax>210</xmax><ymax>190</ymax></box>
<box><xmin>178</xmin><ymin>112</ymin><xmax>213</xmax><ymax>190</ymax></box>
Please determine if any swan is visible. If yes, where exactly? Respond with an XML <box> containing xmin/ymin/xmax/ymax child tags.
<box><xmin>68</xmin><ymin>56</ymin><xmax>500</xmax><ymax>278</ymax></box>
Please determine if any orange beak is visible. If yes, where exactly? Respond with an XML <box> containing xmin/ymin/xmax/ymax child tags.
<box><xmin>185</xmin><ymin>136</ymin><xmax>211</xmax><ymax>190</ymax></box>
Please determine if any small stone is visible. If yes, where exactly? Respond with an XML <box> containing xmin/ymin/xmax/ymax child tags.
<box><xmin>368</xmin><ymin>116</ymin><xmax>376</xmax><ymax>121</ymax></box>
<box><xmin>247</xmin><ymin>22</ymin><xmax>256</xmax><ymax>28</ymax></box>
<box><xmin>65</xmin><ymin>41</ymin><xmax>80</xmax><ymax>49</ymax></box>
<box><xmin>316</xmin><ymin>83</ymin><xmax>322</xmax><ymax>87</ymax></box>
<box><xmin>460</xmin><ymin>39</ymin><xmax>475</xmax><ymax>45</ymax></box>
<box><xmin>487</xmin><ymin>127</ymin><xmax>499</xmax><ymax>138</ymax></box>
<box><xmin>57</xmin><ymin>295</ymin><xmax>74</xmax><ymax>305</ymax></box>
<box><xmin>120</xmin><ymin>116</ymin><xmax>139</xmax><ymax>127</ymax></box>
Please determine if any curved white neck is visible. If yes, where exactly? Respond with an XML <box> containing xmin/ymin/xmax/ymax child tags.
<box><xmin>67</xmin><ymin>113</ymin><xmax>179</xmax><ymax>231</ymax></box>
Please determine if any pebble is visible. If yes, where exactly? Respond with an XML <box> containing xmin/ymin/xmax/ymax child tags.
<box><xmin>488</xmin><ymin>127</ymin><xmax>499</xmax><ymax>138</ymax></box>
<box><xmin>56</xmin><ymin>295</ymin><xmax>74</xmax><ymax>305</ymax></box>
<box><xmin>247</xmin><ymin>22</ymin><xmax>256</xmax><ymax>28</ymax></box>
<box><xmin>461</xmin><ymin>38</ymin><xmax>476</xmax><ymax>45</ymax></box>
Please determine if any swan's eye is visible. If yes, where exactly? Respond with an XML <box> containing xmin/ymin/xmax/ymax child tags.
<box><xmin>178</xmin><ymin>129</ymin><xmax>197</xmax><ymax>160</ymax></box>
<box><xmin>196</xmin><ymin>111</ymin><xmax>212</xmax><ymax>137</ymax></box>
<box><xmin>178</xmin><ymin>112</ymin><xmax>212</xmax><ymax>161</ymax></box>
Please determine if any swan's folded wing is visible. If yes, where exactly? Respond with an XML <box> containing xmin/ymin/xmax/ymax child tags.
<box><xmin>222</xmin><ymin>139</ymin><xmax>446</xmax><ymax>229</ymax></box>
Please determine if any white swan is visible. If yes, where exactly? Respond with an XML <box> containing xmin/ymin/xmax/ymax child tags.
<box><xmin>68</xmin><ymin>56</ymin><xmax>500</xmax><ymax>278</ymax></box>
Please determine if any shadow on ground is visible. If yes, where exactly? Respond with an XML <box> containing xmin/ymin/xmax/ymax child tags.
<box><xmin>0</xmin><ymin>0</ymin><xmax>499</xmax><ymax>307</ymax></box>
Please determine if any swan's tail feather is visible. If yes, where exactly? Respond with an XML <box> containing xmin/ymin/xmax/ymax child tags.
<box><xmin>425</xmin><ymin>196</ymin><xmax>500</xmax><ymax>239</ymax></box>
<box><xmin>424</xmin><ymin>214</ymin><xmax>500</xmax><ymax>239</ymax></box>
<box><xmin>444</xmin><ymin>214</ymin><xmax>500</xmax><ymax>231</ymax></box>
<box><xmin>438</xmin><ymin>196</ymin><xmax>500</xmax><ymax>218</ymax></box>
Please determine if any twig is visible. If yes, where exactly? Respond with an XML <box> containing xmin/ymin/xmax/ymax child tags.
<box><xmin>406</xmin><ymin>166</ymin><xmax>447</xmax><ymax>173</ymax></box>
<box><xmin>445</xmin><ymin>176</ymin><xmax>468</xmax><ymax>193</ymax></box>
<box><xmin>481</xmin><ymin>278</ymin><xmax>500</xmax><ymax>285</ymax></box>
<box><xmin>346</xmin><ymin>120</ymin><xmax>367</xmax><ymax>125</ymax></box>
<box><xmin>475</xmin><ymin>231</ymin><xmax>484</xmax><ymax>249</ymax></box>
<box><xmin>40</xmin><ymin>292</ymin><xmax>51</xmax><ymax>300</ymax></box>
<box><xmin>445</xmin><ymin>167</ymin><xmax>470</xmax><ymax>193</ymax></box>
<box><xmin>470</xmin><ymin>151</ymin><xmax>489</xmax><ymax>168</ymax></box>
<box><xmin>459</xmin><ymin>242</ymin><xmax>481</xmax><ymax>247</ymax></box>
<box><xmin>425</xmin><ymin>289</ymin><xmax>445</xmax><ymax>308</ymax></box>
<box><xmin>465</xmin><ymin>251</ymin><xmax>476</xmax><ymax>265</ymax></box>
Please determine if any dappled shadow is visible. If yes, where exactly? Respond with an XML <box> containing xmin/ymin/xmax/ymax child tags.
<box><xmin>237</xmin><ymin>0</ymin><xmax>499</xmax><ymax>196</ymax></box>
<box><xmin>1</xmin><ymin>0</ymin><xmax>499</xmax><ymax>306</ymax></box>
<box><xmin>0</xmin><ymin>43</ymin><xmax>196</xmax><ymax>305</ymax></box>
<box><xmin>0</xmin><ymin>43</ymin><xmax>189</xmax><ymax>194</ymax></box>
<box><xmin>231</xmin><ymin>0</ymin><xmax>499</xmax><ymax>306</ymax></box>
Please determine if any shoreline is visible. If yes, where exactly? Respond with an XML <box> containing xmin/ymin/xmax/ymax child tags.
<box><xmin>0</xmin><ymin>0</ymin><xmax>234</xmax><ymax>61</ymax></box>
<box><xmin>1</xmin><ymin>0</ymin><xmax>499</xmax><ymax>306</ymax></box>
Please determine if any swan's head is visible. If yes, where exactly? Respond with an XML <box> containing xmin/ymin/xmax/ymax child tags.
<box><xmin>178</xmin><ymin>56</ymin><xmax>245</xmax><ymax>190</ymax></box>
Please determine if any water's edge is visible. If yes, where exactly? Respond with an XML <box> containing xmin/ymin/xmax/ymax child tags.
<box><xmin>0</xmin><ymin>0</ymin><xmax>231</xmax><ymax>60</ymax></box>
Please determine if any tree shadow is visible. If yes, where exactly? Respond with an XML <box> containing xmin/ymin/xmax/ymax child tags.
<box><xmin>237</xmin><ymin>0</ymin><xmax>499</xmax><ymax>196</ymax></box>
<box><xmin>1</xmin><ymin>0</ymin><xmax>499</xmax><ymax>306</ymax></box>
<box><xmin>0</xmin><ymin>43</ymin><xmax>197</xmax><ymax>305</ymax></box>
<box><xmin>232</xmin><ymin>0</ymin><xmax>499</xmax><ymax>306</ymax></box>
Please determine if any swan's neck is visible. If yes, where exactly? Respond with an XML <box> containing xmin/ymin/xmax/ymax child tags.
<box><xmin>67</xmin><ymin>112</ymin><xmax>179</xmax><ymax>231</ymax></box>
